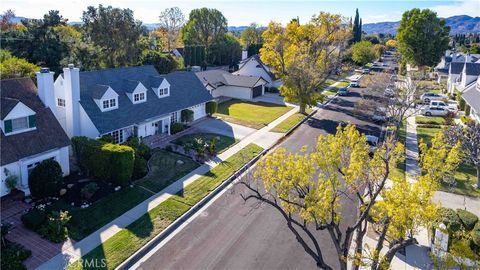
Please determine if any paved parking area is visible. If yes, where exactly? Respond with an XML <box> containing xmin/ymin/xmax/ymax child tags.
<box><xmin>194</xmin><ymin>117</ymin><xmax>256</xmax><ymax>139</ymax></box>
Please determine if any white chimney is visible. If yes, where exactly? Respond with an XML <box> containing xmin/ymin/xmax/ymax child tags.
<box><xmin>36</xmin><ymin>68</ymin><xmax>56</xmax><ymax>110</ymax></box>
<box><xmin>63</xmin><ymin>64</ymin><xmax>81</xmax><ymax>138</ymax></box>
<box><xmin>242</xmin><ymin>50</ymin><xmax>248</xmax><ymax>61</ymax></box>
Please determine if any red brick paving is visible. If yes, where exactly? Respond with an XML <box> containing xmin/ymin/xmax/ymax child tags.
<box><xmin>1</xmin><ymin>196</ymin><xmax>75</xmax><ymax>269</ymax></box>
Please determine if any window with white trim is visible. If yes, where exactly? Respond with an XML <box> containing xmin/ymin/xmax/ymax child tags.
<box><xmin>12</xmin><ymin>117</ymin><xmax>28</xmax><ymax>131</ymax></box>
<box><xmin>27</xmin><ymin>157</ymin><xmax>55</xmax><ymax>175</ymax></box>
<box><xmin>110</xmin><ymin>129</ymin><xmax>124</xmax><ymax>144</ymax></box>
<box><xmin>171</xmin><ymin>111</ymin><xmax>178</xmax><ymax>123</ymax></box>
<box><xmin>134</xmin><ymin>92</ymin><xmax>145</xmax><ymax>102</ymax></box>
<box><xmin>103</xmin><ymin>98</ymin><xmax>117</xmax><ymax>110</ymax></box>
<box><xmin>57</xmin><ymin>98</ymin><xmax>66</xmax><ymax>107</ymax></box>
<box><xmin>158</xmin><ymin>88</ymin><xmax>169</xmax><ymax>97</ymax></box>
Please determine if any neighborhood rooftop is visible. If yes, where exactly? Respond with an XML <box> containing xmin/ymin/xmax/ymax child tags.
<box><xmin>78</xmin><ymin>65</ymin><xmax>213</xmax><ymax>134</ymax></box>
<box><xmin>195</xmin><ymin>69</ymin><xmax>265</xmax><ymax>88</ymax></box>
<box><xmin>0</xmin><ymin>78</ymin><xmax>70</xmax><ymax>166</ymax></box>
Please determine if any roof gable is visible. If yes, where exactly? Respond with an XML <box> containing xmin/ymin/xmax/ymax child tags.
<box><xmin>3</xmin><ymin>101</ymin><xmax>35</xmax><ymax>120</ymax></box>
<box><xmin>0</xmin><ymin>78</ymin><xmax>70</xmax><ymax>165</ymax></box>
<box><xmin>78</xmin><ymin>66</ymin><xmax>213</xmax><ymax>134</ymax></box>
<box><xmin>1</xmin><ymin>97</ymin><xmax>19</xmax><ymax>119</ymax></box>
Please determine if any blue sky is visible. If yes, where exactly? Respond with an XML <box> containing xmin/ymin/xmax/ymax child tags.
<box><xmin>3</xmin><ymin>0</ymin><xmax>479</xmax><ymax>26</ymax></box>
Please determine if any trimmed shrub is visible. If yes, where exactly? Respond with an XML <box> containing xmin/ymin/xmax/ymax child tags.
<box><xmin>98</xmin><ymin>134</ymin><xmax>113</xmax><ymax>143</ymax></box>
<box><xmin>1</xmin><ymin>242</ymin><xmax>31</xmax><ymax>270</ymax></box>
<box><xmin>456</xmin><ymin>209</ymin><xmax>478</xmax><ymax>231</ymax></box>
<box><xmin>123</xmin><ymin>137</ymin><xmax>151</xmax><ymax>160</ymax></box>
<box><xmin>132</xmin><ymin>156</ymin><xmax>147</xmax><ymax>180</ymax></box>
<box><xmin>471</xmin><ymin>227</ymin><xmax>480</xmax><ymax>249</ymax></box>
<box><xmin>171</xmin><ymin>123</ymin><xmax>186</xmax><ymax>134</ymax></box>
<box><xmin>101</xmin><ymin>144</ymin><xmax>134</xmax><ymax>186</ymax></box>
<box><xmin>80</xmin><ymin>182</ymin><xmax>99</xmax><ymax>201</ymax></box>
<box><xmin>72</xmin><ymin>137</ymin><xmax>135</xmax><ymax>186</ymax></box>
<box><xmin>460</xmin><ymin>115</ymin><xmax>473</xmax><ymax>124</ymax></box>
<box><xmin>205</xmin><ymin>101</ymin><xmax>218</xmax><ymax>116</ymax></box>
<box><xmin>181</xmin><ymin>109</ymin><xmax>194</xmax><ymax>123</ymax></box>
<box><xmin>21</xmin><ymin>208</ymin><xmax>46</xmax><ymax>230</ymax></box>
<box><xmin>39</xmin><ymin>210</ymin><xmax>71</xmax><ymax>243</ymax></box>
<box><xmin>438</xmin><ymin>208</ymin><xmax>462</xmax><ymax>233</ymax></box>
<box><xmin>28</xmin><ymin>159</ymin><xmax>63</xmax><ymax>199</ymax></box>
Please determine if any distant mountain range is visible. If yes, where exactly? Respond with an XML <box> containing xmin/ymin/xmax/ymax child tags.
<box><xmin>11</xmin><ymin>15</ymin><xmax>479</xmax><ymax>35</ymax></box>
<box><xmin>363</xmin><ymin>15</ymin><xmax>480</xmax><ymax>35</ymax></box>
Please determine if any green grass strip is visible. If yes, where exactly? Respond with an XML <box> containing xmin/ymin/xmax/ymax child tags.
<box><xmin>67</xmin><ymin>143</ymin><xmax>263</xmax><ymax>270</ymax></box>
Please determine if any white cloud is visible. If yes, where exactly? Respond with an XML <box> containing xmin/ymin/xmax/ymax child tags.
<box><xmin>431</xmin><ymin>0</ymin><xmax>480</xmax><ymax>18</ymax></box>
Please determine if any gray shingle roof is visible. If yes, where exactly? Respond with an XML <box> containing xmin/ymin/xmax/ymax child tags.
<box><xmin>91</xmin><ymin>84</ymin><xmax>110</xmax><ymax>99</ymax></box>
<box><xmin>464</xmin><ymin>62</ymin><xmax>480</xmax><ymax>76</ymax></box>
<box><xmin>450</xmin><ymin>62</ymin><xmax>465</xmax><ymax>74</ymax></box>
<box><xmin>195</xmin><ymin>70</ymin><xmax>264</xmax><ymax>89</ymax></box>
<box><xmin>0</xmin><ymin>78</ymin><xmax>71</xmax><ymax>166</ymax></box>
<box><xmin>1</xmin><ymin>97</ymin><xmax>19</xmax><ymax>119</ymax></box>
<box><xmin>78</xmin><ymin>65</ymin><xmax>213</xmax><ymax>134</ymax></box>
<box><xmin>462</xmin><ymin>84</ymin><xmax>480</xmax><ymax>113</ymax></box>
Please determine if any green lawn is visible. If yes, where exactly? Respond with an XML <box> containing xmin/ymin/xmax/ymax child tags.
<box><xmin>136</xmin><ymin>150</ymin><xmax>200</xmax><ymax>193</ymax></box>
<box><xmin>415</xmin><ymin>116</ymin><xmax>447</xmax><ymax>126</ymax></box>
<box><xmin>67</xmin><ymin>150</ymin><xmax>200</xmax><ymax>240</ymax></box>
<box><xmin>389</xmin><ymin>120</ymin><xmax>407</xmax><ymax>181</ymax></box>
<box><xmin>322</xmin><ymin>80</ymin><xmax>350</xmax><ymax>96</ymax></box>
<box><xmin>335</xmin><ymin>81</ymin><xmax>350</xmax><ymax>89</ymax></box>
<box><xmin>271</xmin><ymin>108</ymin><xmax>314</xmax><ymax>133</ymax></box>
<box><xmin>416</xmin><ymin>126</ymin><xmax>479</xmax><ymax>197</ymax></box>
<box><xmin>67</xmin><ymin>144</ymin><xmax>263</xmax><ymax>270</ymax></box>
<box><xmin>68</xmin><ymin>186</ymin><xmax>152</xmax><ymax>241</ymax></box>
<box><xmin>319</xmin><ymin>78</ymin><xmax>337</xmax><ymax>90</ymax></box>
<box><xmin>214</xmin><ymin>99</ymin><xmax>292</xmax><ymax>129</ymax></box>
<box><xmin>172</xmin><ymin>133</ymin><xmax>238</xmax><ymax>154</ymax></box>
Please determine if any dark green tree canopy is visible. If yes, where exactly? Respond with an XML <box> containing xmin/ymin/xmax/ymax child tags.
<box><xmin>82</xmin><ymin>5</ymin><xmax>144</xmax><ymax>68</ymax></box>
<box><xmin>397</xmin><ymin>8</ymin><xmax>450</xmax><ymax>68</ymax></box>
<box><xmin>181</xmin><ymin>8</ymin><xmax>227</xmax><ymax>47</ymax></box>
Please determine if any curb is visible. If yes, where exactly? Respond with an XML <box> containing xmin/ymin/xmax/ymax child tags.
<box><xmin>116</xmin><ymin>107</ymin><xmax>315</xmax><ymax>270</ymax></box>
<box><xmin>116</xmin><ymin>148</ymin><xmax>268</xmax><ymax>270</ymax></box>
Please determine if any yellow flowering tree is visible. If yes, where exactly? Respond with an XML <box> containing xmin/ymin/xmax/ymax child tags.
<box><xmin>240</xmin><ymin>125</ymin><xmax>460</xmax><ymax>270</ymax></box>
<box><xmin>260</xmin><ymin>13</ymin><xmax>350</xmax><ymax>114</ymax></box>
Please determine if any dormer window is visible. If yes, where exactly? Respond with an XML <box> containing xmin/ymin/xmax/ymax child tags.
<box><xmin>3</xmin><ymin>115</ymin><xmax>36</xmax><ymax>135</ymax></box>
<box><xmin>102</xmin><ymin>98</ymin><xmax>117</xmax><ymax>110</ymax></box>
<box><xmin>159</xmin><ymin>88</ymin><xmax>168</xmax><ymax>96</ymax></box>
<box><xmin>134</xmin><ymin>92</ymin><xmax>145</xmax><ymax>102</ymax></box>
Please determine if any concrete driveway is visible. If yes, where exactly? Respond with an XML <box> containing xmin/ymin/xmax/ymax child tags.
<box><xmin>193</xmin><ymin>117</ymin><xmax>256</xmax><ymax>139</ymax></box>
<box><xmin>252</xmin><ymin>93</ymin><xmax>286</xmax><ymax>105</ymax></box>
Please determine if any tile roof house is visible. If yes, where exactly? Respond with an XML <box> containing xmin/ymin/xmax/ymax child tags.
<box><xmin>234</xmin><ymin>55</ymin><xmax>283</xmax><ymax>89</ymax></box>
<box><xmin>43</xmin><ymin>65</ymin><xmax>213</xmax><ymax>144</ymax></box>
<box><xmin>1</xmin><ymin>77</ymin><xmax>70</xmax><ymax>197</ymax></box>
<box><xmin>195</xmin><ymin>69</ymin><xmax>267</xmax><ymax>100</ymax></box>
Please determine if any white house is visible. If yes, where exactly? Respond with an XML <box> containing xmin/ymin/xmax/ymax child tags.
<box><xmin>447</xmin><ymin>61</ymin><xmax>480</xmax><ymax>94</ymax></box>
<box><xmin>42</xmin><ymin>65</ymin><xmax>213</xmax><ymax>144</ymax></box>
<box><xmin>234</xmin><ymin>55</ymin><xmax>283</xmax><ymax>89</ymax></box>
<box><xmin>462</xmin><ymin>77</ymin><xmax>480</xmax><ymax>123</ymax></box>
<box><xmin>1</xmin><ymin>77</ymin><xmax>70</xmax><ymax>197</ymax></box>
<box><xmin>195</xmin><ymin>69</ymin><xmax>267</xmax><ymax>100</ymax></box>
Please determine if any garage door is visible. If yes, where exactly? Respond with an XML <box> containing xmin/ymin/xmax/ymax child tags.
<box><xmin>190</xmin><ymin>103</ymin><xmax>206</xmax><ymax>121</ymax></box>
<box><xmin>252</xmin><ymin>85</ymin><xmax>263</xmax><ymax>98</ymax></box>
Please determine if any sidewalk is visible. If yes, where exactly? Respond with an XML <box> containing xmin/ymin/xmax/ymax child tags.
<box><xmin>37</xmin><ymin>106</ymin><xmax>299</xmax><ymax>270</ymax></box>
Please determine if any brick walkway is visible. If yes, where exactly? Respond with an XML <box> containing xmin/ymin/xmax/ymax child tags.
<box><xmin>1</xmin><ymin>197</ymin><xmax>75</xmax><ymax>269</ymax></box>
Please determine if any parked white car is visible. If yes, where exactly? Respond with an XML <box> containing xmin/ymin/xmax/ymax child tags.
<box><xmin>350</xmin><ymin>80</ymin><xmax>360</xmax><ymax>87</ymax></box>
<box><xmin>420</xmin><ymin>92</ymin><xmax>447</xmax><ymax>103</ymax></box>
<box><xmin>421</xmin><ymin>106</ymin><xmax>450</xmax><ymax>117</ymax></box>
<box><xmin>429</xmin><ymin>100</ymin><xmax>458</xmax><ymax>112</ymax></box>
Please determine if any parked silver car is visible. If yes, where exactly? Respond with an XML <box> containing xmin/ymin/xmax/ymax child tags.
<box><xmin>420</xmin><ymin>92</ymin><xmax>447</xmax><ymax>103</ymax></box>
<box><xmin>421</xmin><ymin>106</ymin><xmax>450</xmax><ymax>117</ymax></box>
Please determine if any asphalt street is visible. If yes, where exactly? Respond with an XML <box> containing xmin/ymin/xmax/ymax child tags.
<box><xmin>137</xmin><ymin>75</ymin><xmax>383</xmax><ymax>270</ymax></box>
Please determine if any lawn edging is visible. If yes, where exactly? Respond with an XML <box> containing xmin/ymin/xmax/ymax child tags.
<box><xmin>116</xmin><ymin>145</ymin><xmax>267</xmax><ymax>270</ymax></box>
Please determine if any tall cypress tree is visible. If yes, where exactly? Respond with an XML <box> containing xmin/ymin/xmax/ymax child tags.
<box><xmin>352</xmin><ymin>9</ymin><xmax>359</xmax><ymax>42</ymax></box>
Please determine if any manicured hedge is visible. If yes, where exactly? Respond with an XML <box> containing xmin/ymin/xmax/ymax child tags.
<box><xmin>206</xmin><ymin>101</ymin><xmax>218</xmax><ymax>116</ymax></box>
<box><xmin>181</xmin><ymin>109</ymin><xmax>194</xmax><ymax>123</ymax></box>
<box><xmin>72</xmin><ymin>137</ymin><xmax>134</xmax><ymax>186</ymax></box>
<box><xmin>28</xmin><ymin>159</ymin><xmax>63</xmax><ymax>199</ymax></box>
<box><xmin>457</xmin><ymin>209</ymin><xmax>479</xmax><ymax>231</ymax></box>
<box><xmin>438</xmin><ymin>208</ymin><xmax>462</xmax><ymax>233</ymax></box>
<box><xmin>171</xmin><ymin>123</ymin><xmax>186</xmax><ymax>134</ymax></box>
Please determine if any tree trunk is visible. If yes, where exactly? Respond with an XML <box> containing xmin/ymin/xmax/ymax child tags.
<box><xmin>379</xmin><ymin>238</ymin><xmax>417</xmax><ymax>269</ymax></box>
<box><xmin>299</xmin><ymin>103</ymin><xmax>306</xmax><ymax>114</ymax></box>
<box><xmin>477</xmin><ymin>165</ymin><xmax>480</xmax><ymax>189</ymax></box>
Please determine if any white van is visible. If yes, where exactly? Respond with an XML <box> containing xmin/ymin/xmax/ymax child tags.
<box><xmin>350</xmin><ymin>80</ymin><xmax>360</xmax><ymax>87</ymax></box>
